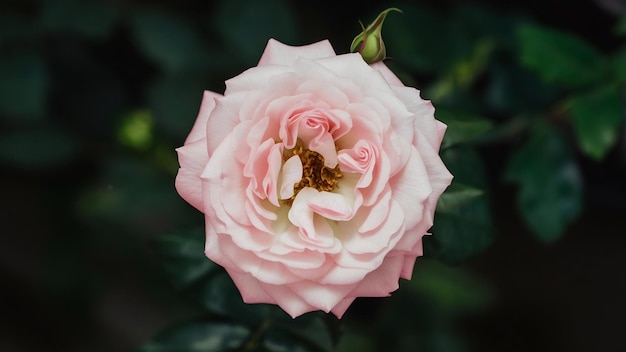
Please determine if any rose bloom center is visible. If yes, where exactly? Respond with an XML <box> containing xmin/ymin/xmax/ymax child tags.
<box><xmin>285</xmin><ymin>142</ymin><xmax>343</xmax><ymax>205</ymax></box>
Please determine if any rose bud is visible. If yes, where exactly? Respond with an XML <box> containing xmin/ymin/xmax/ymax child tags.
<box><xmin>350</xmin><ymin>8</ymin><xmax>402</xmax><ymax>64</ymax></box>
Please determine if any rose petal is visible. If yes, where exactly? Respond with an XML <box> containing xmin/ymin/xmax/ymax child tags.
<box><xmin>288</xmin><ymin>188</ymin><xmax>342</xmax><ymax>251</ymax></box>
<box><xmin>288</xmin><ymin>280</ymin><xmax>357</xmax><ymax>313</ymax></box>
<box><xmin>175</xmin><ymin>139</ymin><xmax>209</xmax><ymax>212</ymax></box>
<box><xmin>217</xmin><ymin>234</ymin><xmax>301</xmax><ymax>285</ymax></box>
<box><xmin>279</xmin><ymin>155</ymin><xmax>302</xmax><ymax>200</ymax></box>
<box><xmin>398</xmin><ymin>237</ymin><xmax>425</xmax><ymax>280</ymax></box>
<box><xmin>344</xmin><ymin>254</ymin><xmax>404</xmax><ymax>297</ymax></box>
<box><xmin>259</xmin><ymin>282</ymin><xmax>318</xmax><ymax>318</ymax></box>
<box><xmin>330</xmin><ymin>297</ymin><xmax>356</xmax><ymax>318</ymax></box>
<box><xmin>205</xmin><ymin>93</ymin><xmax>249</xmax><ymax>155</ymax></box>
<box><xmin>307</xmin><ymin>190</ymin><xmax>353</xmax><ymax>221</ymax></box>
<box><xmin>320</xmin><ymin>265</ymin><xmax>371</xmax><ymax>285</ymax></box>
<box><xmin>357</xmin><ymin>189</ymin><xmax>392</xmax><ymax>233</ymax></box>
<box><xmin>341</xmin><ymin>198</ymin><xmax>404</xmax><ymax>255</ymax></box>
<box><xmin>253</xmin><ymin>140</ymin><xmax>283</xmax><ymax>206</ymax></box>
<box><xmin>371</xmin><ymin>61</ymin><xmax>404</xmax><ymax>86</ymax></box>
<box><xmin>224</xmin><ymin>65</ymin><xmax>293</xmax><ymax>94</ymax></box>
<box><xmin>258</xmin><ymin>38</ymin><xmax>336</xmax><ymax>67</ymax></box>
<box><xmin>413</xmin><ymin>129</ymin><xmax>454</xmax><ymax>225</ymax></box>
<box><xmin>389</xmin><ymin>145</ymin><xmax>432</xmax><ymax>230</ymax></box>
<box><xmin>227</xmin><ymin>270</ymin><xmax>276</xmax><ymax>304</ymax></box>
<box><xmin>186</xmin><ymin>90</ymin><xmax>223</xmax><ymax>144</ymax></box>
<box><xmin>255</xmin><ymin>247</ymin><xmax>326</xmax><ymax>270</ymax></box>
<box><xmin>391</xmin><ymin>85</ymin><xmax>441</xmax><ymax>151</ymax></box>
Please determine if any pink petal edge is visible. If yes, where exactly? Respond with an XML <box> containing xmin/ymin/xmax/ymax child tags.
<box><xmin>258</xmin><ymin>38</ymin><xmax>336</xmax><ymax>67</ymax></box>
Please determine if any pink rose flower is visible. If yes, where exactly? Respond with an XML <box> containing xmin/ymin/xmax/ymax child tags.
<box><xmin>175</xmin><ymin>39</ymin><xmax>453</xmax><ymax>318</ymax></box>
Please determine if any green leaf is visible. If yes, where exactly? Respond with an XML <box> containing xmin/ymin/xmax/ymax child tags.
<box><xmin>195</xmin><ymin>271</ymin><xmax>334</xmax><ymax>352</ymax></box>
<box><xmin>485</xmin><ymin>64</ymin><xmax>560</xmax><ymax>114</ymax></box>
<box><xmin>213</xmin><ymin>0</ymin><xmax>298</xmax><ymax>66</ymax></box>
<box><xmin>155</xmin><ymin>229</ymin><xmax>219</xmax><ymax>289</ymax></box>
<box><xmin>197</xmin><ymin>271</ymin><xmax>273</xmax><ymax>326</ymax></box>
<box><xmin>139</xmin><ymin>320</ymin><xmax>250</xmax><ymax>352</ymax></box>
<box><xmin>148</xmin><ymin>73</ymin><xmax>208</xmax><ymax>139</ymax></box>
<box><xmin>383</xmin><ymin>3</ymin><xmax>462</xmax><ymax>73</ymax></box>
<box><xmin>409</xmin><ymin>259</ymin><xmax>494</xmax><ymax>315</ymax></box>
<box><xmin>156</xmin><ymin>228</ymin><xmax>270</xmax><ymax>326</ymax></box>
<box><xmin>334</xmin><ymin>333</ymin><xmax>376</xmax><ymax>352</ymax></box>
<box><xmin>518</xmin><ymin>24</ymin><xmax>605</xmax><ymax>88</ymax></box>
<box><xmin>425</xmin><ymin>147</ymin><xmax>494</xmax><ymax>263</ymax></box>
<box><xmin>505</xmin><ymin>125</ymin><xmax>583</xmax><ymax>242</ymax></box>
<box><xmin>131</xmin><ymin>10</ymin><xmax>208</xmax><ymax>73</ymax></box>
<box><xmin>0</xmin><ymin>12</ymin><xmax>34</xmax><ymax>46</ymax></box>
<box><xmin>263</xmin><ymin>315</ymin><xmax>335</xmax><ymax>352</ymax></box>
<box><xmin>364</xmin><ymin>258</ymin><xmax>492</xmax><ymax>351</ymax></box>
<box><xmin>436</xmin><ymin>109</ymin><xmax>493</xmax><ymax>149</ymax></box>
<box><xmin>153</xmin><ymin>230</ymin><xmax>337</xmax><ymax>351</ymax></box>
<box><xmin>0</xmin><ymin>53</ymin><xmax>49</xmax><ymax>121</ymax></box>
<box><xmin>145</xmin><ymin>269</ymin><xmax>336</xmax><ymax>351</ymax></box>
<box><xmin>76</xmin><ymin>157</ymin><xmax>188</xmax><ymax>229</ymax></box>
<box><xmin>0</xmin><ymin>128</ymin><xmax>78</xmax><ymax>168</ymax></box>
<box><xmin>612</xmin><ymin>50</ymin><xmax>626</xmax><ymax>84</ymax></box>
<box><xmin>426</xmin><ymin>38</ymin><xmax>494</xmax><ymax>102</ymax></box>
<box><xmin>40</xmin><ymin>0</ymin><xmax>118</xmax><ymax>38</ymax></box>
<box><xmin>567</xmin><ymin>86</ymin><xmax>624</xmax><ymax>160</ymax></box>
<box><xmin>455</xmin><ymin>5</ymin><xmax>520</xmax><ymax>50</ymax></box>
<box><xmin>436</xmin><ymin>183</ymin><xmax>484</xmax><ymax>210</ymax></box>
<box><xmin>616</xmin><ymin>14</ymin><xmax>626</xmax><ymax>36</ymax></box>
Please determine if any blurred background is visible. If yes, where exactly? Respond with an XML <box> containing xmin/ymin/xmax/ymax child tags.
<box><xmin>1</xmin><ymin>0</ymin><xmax>625</xmax><ymax>351</ymax></box>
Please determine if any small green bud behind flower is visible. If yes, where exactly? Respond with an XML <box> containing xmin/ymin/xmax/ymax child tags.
<box><xmin>350</xmin><ymin>8</ymin><xmax>402</xmax><ymax>64</ymax></box>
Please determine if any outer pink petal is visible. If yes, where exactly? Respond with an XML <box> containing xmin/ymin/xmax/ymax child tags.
<box><xmin>185</xmin><ymin>90</ymin><xmax>223</xmax><ymax>144</ymax></box>
<box><xmin>205</xmin><ymin>93</ymin><xmax>248</xmax><ymax>155</ymax></box>
<box><xmin>389</xmin><ymin>146</ymin><xmax>432</xmax><ymax>230</ymax></box>
<box><xmin>288</xmin><ymin>281</ymin><xmax>357</xmax><ymax>313</ymax></box>
<box><xmin>260</xmin><ymin>282</ymin><xmax>318</xmax><ymax>318</ymax></box>
<box><xmin>391</xmin><ymin>85</ymin><xmax>441</xmax><ymax>152</ymax></box>
<box><xmin>370</xmin><ymin>61</ymin><xmax>404</xmax><ymax>86</ymax></box>
<box><xmin>330</xmin><ymin>297</ymin><xmax>356</xmax><ymax>318</ymax></box>
<box><xmin>227</xmin><ymin>270</ymin><xmax>276</xmax><ymax>304</ymax></box>
<box><xmin>414</xmin><ymin>129</ymin><xmax>454</xmax><ymax>222</ymax></box>
<box><xmin>224</xmin><ymin>65</ymin><xmax>293</xmax><ymax>94</ymax></box>
<box><xmin>258</xmin><ymin>38</ymin><xmax>336</xmax><ymax>67</ymax></box>
<box><xmin>175</xmin><ymin>139</ymin><xmax>209</xmax><ymax>212</ymax></box>
<box><xmin>319</xmin><ymin>265</ymin><xmax>371</xmax><ymax>286</ymax></box>
<box><xmin>398</xmin><ymin>238</ymin><xmax>425</xmax><ymax>280</ymax></box>
<box><xmin>216</xmin><ymin>234</ymin><xmax>301</xmax><ymax>285</ymax></box>
<box><xmin>345</xmin><ymin>254</ymin><xmax>405</xmax><ymax>297</ymax></box>
<box><xmin>435</xmin><ymin>120</ymin><xmax>447</xmax><ymax>152</ymax></box>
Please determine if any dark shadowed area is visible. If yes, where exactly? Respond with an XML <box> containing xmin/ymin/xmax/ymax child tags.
<box><xmin>1</xmin><ymin>0</ymin><xmax>625</xmax><ymax>351</ymax></box>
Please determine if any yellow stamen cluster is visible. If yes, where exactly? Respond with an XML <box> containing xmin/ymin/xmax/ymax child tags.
<box><xmin>284</xmin><ymin>143</ymin><xmax>342</xmax><ymax>204</ymax></box>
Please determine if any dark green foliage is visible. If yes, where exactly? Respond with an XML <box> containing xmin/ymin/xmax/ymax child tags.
<box><xmin>0</xmin><ymin>127</ymin><xmax>78</xmax><ymax>168</ymax></box>
<box><xmin>505</xmin><ymin>125</ymin><xmax>583</xmax><ymax>242</ymax></box>
<box><xmin>140</xmin><ymin>320</ymin><xmax>251</xmax><ymax>352</ymax></box>
<box><xmin>144</xmin><ymin>230</ymin><xmax>337</xmax><ymax>351</ymax></box>
<box><xmin>518</xmin><ymin>24</ymin><xmax>606</xmax><ymax>88</ymax></box>
<box><xmin>425</xmin><ymin>149</ymin><xmax>495</xmax><ymax>263</ymax></box>
<box><xmin>567</xmin><ymin>86</ymin><xmax>625</xmax><ymax>160</ymax></box>
<box><xmin>436</xmin><ymin>109</ymin><xmax>493</xmax><ymax>149</ymax></box>
<box><xmin>0</xmin><ymin>53</ymin><xmax>48</xmax><ymax>121</ymax></box>
<box><xmin>213</xmin><ymin>0</ymin><xmax>299</xmax><ymax>66</ymax></box>
<box><xmin>40</xmin><ymin>0</ymin><xmax>118</xmax><ymax>39</ymax></box>
<box><xmin>2</xmin><ymin>1</ymin><xmax>625</xmax><ymax>351</ymax></box>
<box><xmin>131</xmin><ymin>10</ymin><xmax>209</xmax><ymax>73</ymax></box>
